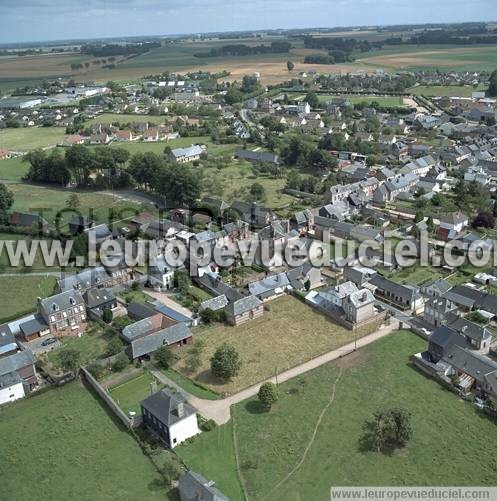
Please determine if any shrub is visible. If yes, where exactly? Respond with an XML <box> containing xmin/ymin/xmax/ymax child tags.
<box><xmin>111</xmin><ymin>353</ymin><xmax>129</xmax><ymax>372</ymax></box>
<box><xmin>258</xmin><ymin>382</ymin><xmax>278</xmax><ymax>410</ymax></box>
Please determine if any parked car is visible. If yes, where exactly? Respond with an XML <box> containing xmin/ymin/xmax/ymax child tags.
<box><xmin>41</xmin><ymin>337</ymin><xmax>57</xmax><ymax>347</ymax></box>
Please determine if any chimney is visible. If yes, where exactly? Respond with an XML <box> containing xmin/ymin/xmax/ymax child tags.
<box><xmin>177</xmin><ymin>402</ymin><xmax>184</xmax><ymax>418</ymax></box>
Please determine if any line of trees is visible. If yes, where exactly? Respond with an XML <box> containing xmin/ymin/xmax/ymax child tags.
<box><xmin>195</xmin><ymin>41</ymin><xmax>291</xmax><ymax>58</ymax></box>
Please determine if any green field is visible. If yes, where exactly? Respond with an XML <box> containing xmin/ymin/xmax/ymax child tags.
<box><xmin>0</xmin><ymin>274</ymin><xmax>56</xmax><ymax>322</ymax></box>
<box><xmin>317</xmin><ymin>94</ymin><xmax>405</xmax><ymax>107</ymax></box>
<box><xmin>220</xmin><ymin>331</ymin><xmax>497</xmax><ymax>500</ymax></box>
<box><xmin>0</xmin><ymin>126</ymin><xmax>65</xmax><ymax>151</ymax></box>
<box><xmin>173</xmin><ymin>295</ymin><xmax>381</xmax><ymax>394</ymax></box>
<box><xmin>89</xmin><ymin>113</ymin><xmax>167</xmax><ymax>125</ymax></box>
<box><xmin>0</xmin><ymin>156</ymin><xmax>29</xmax><ymax>181</ymax></box>
<box><xmin>176</xmin><ymin>421</ymin><xmax>245</xmax><ymax>501</ymax></box>
<box><xmin>8</xmin><ymin>183</ymin><xmax>142</xmax><ymax>227</ymax></box>
<box><xmin>109</xmin><ymin>371</ymin><xmax>164</xmax><ymax>415</ymax></box>
<box><xmin>408</xmin><ymin>85</ymin><xmax>486</xmax><ymax>97</ymax></box>
<box><xmin>0</xmin><ymin>382</ymin><xmax>170</xmax><ymax>500</ymax></box>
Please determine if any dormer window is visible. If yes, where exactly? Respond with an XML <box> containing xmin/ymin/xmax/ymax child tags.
<box><xmin>52</xmin><ymin>303</ymin><xmax>59</xmax><ymax>312</ymax></box>
<box><xmin>70</xmin><ymin>297</ymin><xmax>76</xmax><ymax>306</ymax></box>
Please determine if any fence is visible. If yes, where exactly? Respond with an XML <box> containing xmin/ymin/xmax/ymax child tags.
<box><xmin>81</xmin><ymin>367</ymin><xmax>142</xmax><ymax>429</ymax></box>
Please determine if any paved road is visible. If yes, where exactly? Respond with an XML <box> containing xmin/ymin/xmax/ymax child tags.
<box><xmin>149</xmin><ymin>319</ymin><xmax>399</xmax><ymax>425</ymax></box>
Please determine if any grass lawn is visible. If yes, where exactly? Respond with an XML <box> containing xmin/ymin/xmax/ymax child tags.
<box><xmin>162</xmin><ymin>368</ymin><xmax>221</xmax><ymax>400</ymax></box>
<box><xmin>0</xmin><ymin>382</ymin><xmax>170</xmax><ymax>500</ymax></box>
<box><xmin>0</xmin><ymin>126</ymin><xmax>65</xmax><ymax>151</ymax></box>
<box><xmin>0</xmin><ymin>275</ymin><xmax>56</xmax><ymax>322</ymax></box>
<box><xmin>228</xmin><ymin>330</ymin><xmax>497</xmax><ymax>500</ymax></box>
<box><xmin>201</xmin><ymin>161</ymin><xmax>294</xmax><ymax>209</ymax></box>
<box><xmin>102</xmin><ymin>135</ymin><xmax>238</xmax><ymax>159</ymax></box>
<box><xmin>109</xmin><ymin>371</ymin><xmax>164</xmax><ymax>415</ymax></box>
<box><xmin>8</xmin><ymin>183</ymin><xmax>141</xmax><ymax>227</ymax></box>
<box><xmin>0</xmin><ymin>156</ymin><xmax>30</xmax><ymax>181</ymax></box>
<box><xmin>385</xmin><ymin>265</ymin><xmax>446</xmax><ymax>286</ymax></box>
<box><xmin>45</xmin><ymin>323</ymin><xmax>112</xmax><ymax>370</ymax></box>
<box><xmin>176</xmin><ymin>421</ymin><xmax>245</xmax><ymax>501</ymax></box>
<box><xmin>173</xmin><ymin>295</ymin><xmax>381</xmax><ymax>394</ymax></box>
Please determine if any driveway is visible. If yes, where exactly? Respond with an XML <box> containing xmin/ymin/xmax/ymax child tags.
<box><xmin>149</xmin><ymin>319</ymin><xmax>399</xmax><ymax>425</ymax></box>
<box><xmin>144</xmin><ymin>289</ymin><xmax>194</xmax><ymax>317</ymax></box>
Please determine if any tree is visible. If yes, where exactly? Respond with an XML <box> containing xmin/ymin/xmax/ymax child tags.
<box><xmin>472</xmin><ymin>212</ymin><xmax>495</xmax><ymax>229</ymax></box>
<box><xmin>200</xmin><ymin>308</ymin><xmax>217</xmax><ymax>324</ymax></box>
<box><xmin>58</xmin><ymin>347</ymin><xmax>81</xmax><ymax>373</ymax></box>
<box><xmin>305</xmin><ymin>91</ymin><xmax>319</xmax><ymax>109</ymax></box>
<box><xmin>249</xmin><ymin>182</ymin><xmax>265</xmax><ymax>201</ymax></box>
<box><xmin>111</xmin><ymin>352</ymin><xmax>129</xmax><ymax>372</ymax></box>
<box><xmin>487</xmin><ymin>69</ymin><xmax>497</xmax><ymax>97</ymax></box>
<box><xmin>160</xmin><ymin>460</ymin><xmax>181</xmax><ymax>487</ymax></box>
<box><xmin>286</xmin><ymin>61</ymin><xmax>295</xmax><ymax>71</ymax></box>
<box><xmin>258</xmin><ymin>382</ymin><xmax>278</xmax><ymax>410</ymax></box>
<box><xmin>210</xmin><ymin>343</ymin><xmax>241</xmax><ymax>380</ymax></box>
<box><xmin>104</xmin><ymin>336</ymin><xmax>123</xmax><ymax>357</ymax></box>
<box><xmin>102</xmin><ymin>307</ymin><xmax>113</xmax><ymax>324</ymax></box>
<box><xmin>66</xmin><ymin>193</ymin><xmax>80</xmax><ymax>210</ymax></box>
<box><xmin>0</xmin><ymin>184</ymin><xmax>14</xmax><ymax>223</ymax></box>
<box><xmin>154</xmin><ymin>346</ymin><xmax>177</xmax><ymax>369</ymax></box>
<box><xmin>365</xmin><ymin>408</ymin><xmax>412</xmax><ymax>453</ymax></box>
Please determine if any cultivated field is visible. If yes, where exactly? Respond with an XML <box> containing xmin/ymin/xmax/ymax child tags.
<box><xmin>223</xmin><ymin>331</ymin><xmax>497</xmax><ymax>500</ymax></box>
<box><xmin>173</xmin><ymin>295</ymin><xmax>381</xmax><ymax>394</ymax></box>
<box><xmin>357</xmin><ymin>44</ymin><xmax>497</xmax><ymax>72</ymax></box>
<box><xmin>0</xmin><ymin>382</ymin><xmax>169</xmax><ymax>500</ymax></box>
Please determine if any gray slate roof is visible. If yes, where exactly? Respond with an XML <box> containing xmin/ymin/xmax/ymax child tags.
<box><xmin>130</xmin><ymin>323</ymin><xmax>192</xmax><ymax>359</ymax></box>
<box><xmin>0</xmin><ymin>349</ymin><xmax>35</xmax><ymax>378</ymax></box>
<box><xmin>199</xmin><ymin>295</ymin><xmax>229</xmax><ymax>312</ymax></box>
<box><xmin>179</xmin><ymin>470</ymin><xmax>229</xmax><ymax>501</ymax></box>
<box><xmin>141</xmin><ymin>388</ymin><xmax>197</xmax><ymax>426</ymax></box>
<box><xmin>225</xmin><ymin>295</ymin><xmax>262</xmax><ymax>317</ymax></box>
<box><xmin>39</xmin><ymin>290</ymin><xmax>85</xmax><ymax>315</ymax></box>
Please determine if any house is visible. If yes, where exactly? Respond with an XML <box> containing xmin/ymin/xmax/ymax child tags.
<box><xmin>369</xmin><ymin>274</ymin><xmax>422</xmax><ymax>312</ymax></box>
<box><xmin>126</xmin><ymin>321</ymin><xmax>192</xmax><ymax>360</ymax></box>
<box><xmin>231</xmin><ymin>201</ymin><xmax>276</xmax><ymax>227</ymax></box>
<box><xmin>114</xmin><ymin>129</ymin><xmax>134</xmax><ymax>142</ymax></box>
<box><xmin>420</xmin><ymin>278</ymin><xmax>451</xmax><ymax>298</ymax></box>
<box><xmin>179</xmin><ymin>471</ymin><xmax>229</xmax><ymax>501</ymax></box>
<box><xmin>234</xmin><ymin>149</ymin><xmax>280</xmax><ymax>165</ymax></box>
<box><xmin>147</xmin><ymin>256</ymin><xmax>175</xmax><ymax>291</ymax></box>
<box><xmin>83</xmin><ymin>287</ymin><xmax>117</xmax><ymax>315</ymax></box>
<box><xmin>9</xmin><ymin>212</ymin><xmax>49</xmax><ymax>232</ymax></box>
<box><xmin>84</xmin><ymin>223</ymin><xmax>112</xmax><ymax>245</ymax></box>
<box><xmin>447</xmin><ymin>316</ymin><xmax>492</xmax><ymax>353</ymax></box>
<box><xmin>169</xmin><ymin>145</ymin><xmax>205</xmax><ymax>163</ymax></box>
<box><xmin>0</xmin><ymin>324</ymin><xmax>17</xmax><ymax>357</ymax></box>
<box><xmin>305</xmin><ymin>282</ymin><xmax>378</xmax><ymax>326</ymax></box>
<box><xmin>0</xmin><ymin>372</ymin><xmax>25</xmax><ymax>406</ymax></box>
<box><xmin>143</xmin><ymin>127</ymin><xmax>159</xmax><ymax>141</ymax></box>
<box><xmin>423</xmin><ymin>296</ymin><xmax>458</xmax><ymax>327</ymax></box>
<box><xmin>290</xmin><ymin>209</ymin><xmax>314</xmax><ymax>232</ymax></box>
<box><xmin>69</xmin><ymin>215</ymin><xmax>92</xmax><ymax>235</ymax></box>
<box><xmin>37</xmin><ymin>290</ymin><xmax>87</xmax><ymax>337</ymax></box>
<box><xmin>18</xmin><ymin>315</ymin><xmax>51</xmax><ymax>342</ymax></box>
<box><xmin>248</xmin><ymin>272</ymin><xmax>290</xmax><ymax>301</ymax></box>
<box><xmin>224</xmin><ymin>295</ymin><xmax>264</xmax><ymax>326</ymax></box>
<box><xmin>140</xmin><ymin>389</ymin><xmax>199</xmax><ymax>448</ymax></box>
<box><xmin>90</xmin><ymin>133</ymin><xmax>111</xmax><ymax>145</ymax></box>
<box><xmin>437</xmin><ymin>212</ymin><xmax>469</xmax><ymax>241</ymax></box>
<box><xmin>0</xmin><ymin>348</ymin><xmax>38</xmax><ymax>394</ymax></box>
